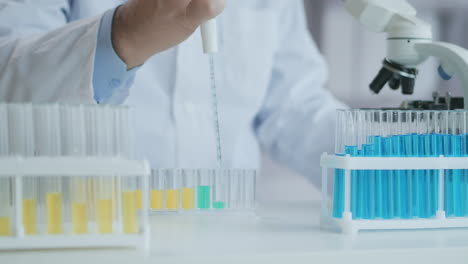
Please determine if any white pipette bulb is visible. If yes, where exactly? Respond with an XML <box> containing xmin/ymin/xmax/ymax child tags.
<box><xmin>200</xmin><ymin>19</ymin><xmax>218</xmax><ymax>54</ymax></box>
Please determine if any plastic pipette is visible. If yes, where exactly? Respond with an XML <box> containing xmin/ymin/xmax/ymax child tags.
<box><xmin>201</xmin><ymin>19</ymin><xmax>223</xmax><ymax>168</ymax></box>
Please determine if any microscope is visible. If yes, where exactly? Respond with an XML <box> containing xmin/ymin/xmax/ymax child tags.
<box><xmin>345</xmin><ymin>0</ymin><xmax>468</xmax><ymax>110</ymax></box>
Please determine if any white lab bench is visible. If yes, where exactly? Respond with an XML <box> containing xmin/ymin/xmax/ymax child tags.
<box><xmin>1</xmin><ymin>201</ymin><xmax>468</xmax><ymax>264</ymax></box>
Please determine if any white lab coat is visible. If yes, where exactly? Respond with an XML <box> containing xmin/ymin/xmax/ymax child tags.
<box><xmin>0</xmin><ymin>0</ymin><xmax>345</xmax><ymax>187</ymax></box>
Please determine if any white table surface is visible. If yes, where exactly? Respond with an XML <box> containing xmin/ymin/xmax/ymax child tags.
<box><xmin>2</xmin><ymin>201</ymin><xmax>468</xmax><ymax>264</ymax></box>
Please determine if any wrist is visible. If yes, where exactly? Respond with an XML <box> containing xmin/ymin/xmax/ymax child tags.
<box><xmin>112</xmin><ymin>5</ymin><xmax>145</xmax><ymax>69</ymax></box>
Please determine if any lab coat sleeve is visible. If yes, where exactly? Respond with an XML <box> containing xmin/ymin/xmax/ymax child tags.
<box><xmin>254</xmin><ymin>1</ymin><xmax>348</xmax><ymax>190</ymax></box>
<box><xmin>94</xmin><ymin>8</ymin><xmax>139</xmax><ymax>104</ymax></box>
<box><xmin>0</xmin><ymin>1</ymin><xmax>101</xmax><ymax>103</ymax></box>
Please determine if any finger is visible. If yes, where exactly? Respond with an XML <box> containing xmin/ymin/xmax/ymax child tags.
<box><xmin>186</xmin><ymin>0</ymin><xmax>224</xmax><ymax>24</ymax></box>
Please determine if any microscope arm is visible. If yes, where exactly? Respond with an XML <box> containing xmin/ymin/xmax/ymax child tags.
<box><xmin>415</xmin><ymin>42</ymin><xmax>468</xmax><ymax>109</ymax></box>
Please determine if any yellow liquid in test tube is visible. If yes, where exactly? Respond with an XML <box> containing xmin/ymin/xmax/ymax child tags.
<box><xmin>182</xmin><ymin>188</ymin><xmax>195</xmax><ymax>210</ymax></box>
<box><xmin>23</xmin><ymin>199</ymin><xmax>37</xmax><ymax>235</ymax></box>
<box><xmin>151</xmin><ymin>190</ymin><xmax>164</xmax><ymax>210</ymax></box>
<box><xmin>0</xmin><ymin>217</ymin><xmax>11</xmax><ymax>236</ymax></box>
<box><xmin>47</xmin><ymin>193</ymin><xmax>63</xmax><ymax>234</ymax></box>
<box><xmin>72</xmin><ymin>203</ymin><xmax>88</xmax><ymax>234</ymax></box>
<box><xmin>166</xmin><ymin>190</ymin><xmax>179</xmax><ymax>210</ymax></box>
<box><xmin>122</xmin><ymin>191</ymin><xmax>138</xmax><ymax>234</ymax></box>
<box><xmin>97</xmin><ymin>199</ymin><xmax>113</xmax><ymax>234</ymax></box>
<box><xmin>136</xmin><ymin>190</ymin><xmax>143</xmax><ymax>210</ymax></box>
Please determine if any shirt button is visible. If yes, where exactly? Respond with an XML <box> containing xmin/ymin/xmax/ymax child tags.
<box><xmin>110</xmin><ymin>79</ymin><xmax>121</xmax><ymax>88</ymax></box>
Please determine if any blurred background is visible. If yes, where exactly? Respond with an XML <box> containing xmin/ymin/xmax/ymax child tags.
<box><xmin>258</xmin><ymin>0</ymin><xmax>468</xmax><ymax>202</ymax></box>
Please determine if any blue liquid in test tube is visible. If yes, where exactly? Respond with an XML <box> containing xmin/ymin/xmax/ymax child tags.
<box><xmin>332</xmin><ymin>154</ymin><xmax>345</xmax><ymax>218</ymax></box>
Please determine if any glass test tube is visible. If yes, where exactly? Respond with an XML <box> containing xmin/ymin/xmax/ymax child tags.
<box><xmin>0</xmin><ymin>106</ymin><xmax>11</xmax><ymax>236</ymax></box>
<box><xmin>0</xmin><ymin>104</ymin><xmax>8</xmax><ymax>156</ymax></box>
<box><xmin>23</xmin><ymin>177</ymin><xmax>38</xmax><ymax>235</ymax></box>
<box><xmin>0</xmin><ymin>177</ymin><xmax>12</xmax><ymax>236</ymax></box>
<box><xmin>243</xmin><ymin>170</ymin><xmax>257</xmax><ymax>210</ymax></box>
<box><xmin>45</xmin><ymin>177</ymin><xmax>64</xmax><ymax>235</ymax></box>
<box><xmin>71</xmin><ymin>177</ymin><xmax>88</xmax><ymax>234</ymax></box>
<box><xmin>150</xmin><ymin>170</ymin><xmax>165</xmax><ymax>211</ymax></box>
<box><xmin>212</xmin><ymin>170</ymin><xmax>227</xmax><ymax>210</ymax></box>
<box><xmin>61</xmin><ymin>105</ymin><xmax>89</xmax><ymax>234</ymax></box>
<box><xmin>228</xmin><ymin>169</ymin><xmax>241</xmax><ymax>210</ymax></box>
<box><xmin>121</xmin><ymin>177</ymin><xmax>138</xmax><ymax>234</ymax></box>
<box><xmin>182</xmin><ymin>170</ymin><xmax>196</xmax><ymax>210</ymax></box>
<box><xmin>164</xmin><ymin>169</ymin><xmax>180</xmax><ymax>211</ymax></box>
<box><xmin>34</xmin><ymin>105</ymin><xmax>65</xmax><ymax>234</ymax></box>
<box><xmin>197</xmin><ymin>169</ymin><xmax>213</xmax><ymax>210</ymax></box>
<box><xmin>95</xmin><ymin>177</ymin><xmax>114</xmax><ymax>234</ymax></box>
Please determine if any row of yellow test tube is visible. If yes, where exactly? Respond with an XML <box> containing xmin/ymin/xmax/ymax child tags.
<box><xmin>0</xmin><ymin>177</ymin><xmax>140</xmax><ymax>237</ymax></box>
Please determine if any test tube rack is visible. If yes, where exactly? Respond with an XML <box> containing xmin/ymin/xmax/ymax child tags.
<box><xmin>148</xmin><ymin>169</ymin><xmax>257</xmax><ymax>213</ymax></box>
<box><xmin>321</xmin><ymin>154</ymin><xmax>468</xmax><ymax>234</ymax></box>
<box><xmin>321</xmin><ymin>109</ymin><xmax>468</xmax><ymax>234</ymax></box>
<box><xmin>0</xmin><ymin>157</ymin><xmax>150</xmax><ymax>250</ymax></box>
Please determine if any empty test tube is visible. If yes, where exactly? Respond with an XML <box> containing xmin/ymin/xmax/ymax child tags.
<box><xmin>228</xmin><ymin>169</ymin><xmax>241</xmax><ymax>210</ymax></box>
<box><xmin>243</xmin><ymin>170</ymin><xmax>257</xmax><ymax>210</ymax></box>
<box><xmin>0</xmin><ymin>104</ymin><xmax>8</xmax><ymax>156</ymax></box>
<box><xmin>150</xmin><ymin>170</ymin><xmax>165</xmax><ymax>211</ymax></box>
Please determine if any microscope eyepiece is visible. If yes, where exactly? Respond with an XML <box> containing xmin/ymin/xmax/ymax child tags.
<box><xmin>369</xmin><ymin>59</ymin><xmax>418</xmax><ymax>95</ymax></box>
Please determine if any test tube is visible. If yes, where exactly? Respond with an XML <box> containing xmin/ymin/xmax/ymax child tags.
<box><xmin>45</xmin><ymin>177</ymin><xmax>64</xmax><ymax>235</ymax></box>
<box><xmin>121</xmin><ymin>177</ymin><xmax>138</xmax><ymax>234</ymax></box>
<box><xmin>164</xmin><ymin>169</ymin><xmax>180</xmax><ymax>211</ymax></box>
<box><xmin>95</xmin><ymin>177</ymin><xmax>114</xmax><ymax>234</ymax></box>
<box><xmin>0</xmin><ymin>104</ymin><xmax>9</xmax><ymax>156</ymax></box>
<box><xmin>0</xmin><ymin>177</ymin><xmax>13</xmax><ymax>237</ymax></box>
<box><xmin>243</xmin><ymin>170</ymin><xmax>257</xmax><ymax>210</ymax></box>
<box><xmin>33</xmin><ymin>105</ymin><xmax>65</xmax><ymax>234</ymax></box>
<box><xmin>212</xmin><ymin>169</ymin><xmax>227</xmax><ymax>210</ymax></box>
<box><xmin>181</xmin><ymin>170</ymin><xmax>196</xmax><ymax>210</ymax></box>
<box><xmin>70</xmin><ymin>177</ymin><xmax>88</xmax><ymax>234</ymax></box>
<box><xmin>228</xmin><ymin>169</ymin><xmax>241</xmax><ymax>210</ymax></box>
<box><xmin>0</xmin><ymin>106</ymin><xmax>12</xmax><ymax>236</ymax></box>
<box><xmin>150</xmin><ymin>170</ymin><xmax>165</xmax><ymax>211</ymax></box>
<box><xmin>8</xmin><ymin>103</ymin><xmax>34</xmax><ymax>156</ymax></box>
<box><xmin>61</xmin><ymin>105</ymin><xmax>89</xmax><ymax>234</ymax></box>
<box><xmin>22</xmin><ymin>177</ymin><xmax>38</xmax><ymax>235</ymax></box>
<box><xmin>197</xmin><ymin>169</ymin><xmax>213</xmax><ymax>210</ymax></box>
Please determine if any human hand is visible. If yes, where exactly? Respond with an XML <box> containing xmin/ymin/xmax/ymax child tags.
<box><xmin>112</xmin><ymin>0</ymin><xmax>224</xmax><ymax>68</ymax></box>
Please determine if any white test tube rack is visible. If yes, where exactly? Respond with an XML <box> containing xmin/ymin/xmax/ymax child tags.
<box><xmin>320</xmin><ymin>153</ymin><xmax>468</xmax><ymax>234</ymax></box>
<box><xmin>0</xmin><ymin>156</ymin><xmax>151</xmax><ymax>250</ymax></box>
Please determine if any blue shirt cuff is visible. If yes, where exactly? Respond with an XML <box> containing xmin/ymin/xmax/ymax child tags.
<box><xmin>93</xmin><ymin>7</ymin><xmax>139</xmax><ymax>104</ymax></box>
